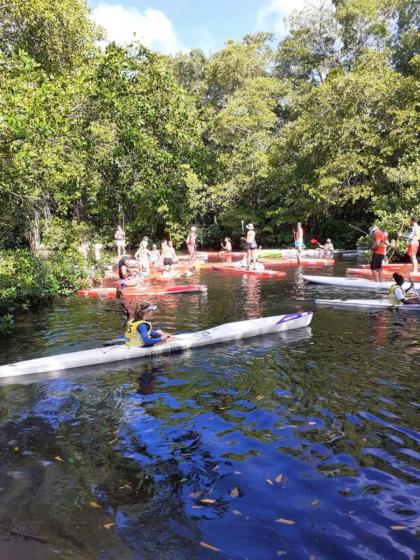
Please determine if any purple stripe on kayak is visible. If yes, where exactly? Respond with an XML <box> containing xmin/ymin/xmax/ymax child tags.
<box><xmin>276</xmin><ymin>312</ymin><xmax>304</xmax><ymax>324</ymax></box>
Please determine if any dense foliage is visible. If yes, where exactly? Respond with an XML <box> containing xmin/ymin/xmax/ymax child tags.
<box><xmin>0</xmin><ymin>0</ymin><xmax>418</xmax><ymax>252</ymax></box>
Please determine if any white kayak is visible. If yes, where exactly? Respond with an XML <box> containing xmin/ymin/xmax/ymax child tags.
<box><xmin>302</xmin><ymin>275</ymin><xmax>420</xmax><ymax>291</ymax></box>
<box><xmin>316</xmin><ymin>299</ymin><xmax>420</xmax><ymax>311</ymax></box>
<box><xmin>0</xmin><ymin>312</ymin><xmax>313</xmax><ymax>378</ymax></box>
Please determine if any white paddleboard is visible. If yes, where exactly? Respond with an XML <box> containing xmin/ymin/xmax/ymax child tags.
<box><xmin>316</xmin><ymin>299</ymin><xmax>420</xmax><ymax>311</ymax></box>
<box><xmin>302</xmin><ymin>275</ymin><xmax>420</xmax><ymax>291</ymax></box>
<box><xmin>0</xmin><ymin>312</ymin><xmax>313</xmax><ymax>378</ymax></box>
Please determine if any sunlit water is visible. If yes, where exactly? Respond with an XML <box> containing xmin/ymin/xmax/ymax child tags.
<box><xmin>0</xmin><ymin>260</ymin><xmax>419</xmax><ymax>559</ymax></box>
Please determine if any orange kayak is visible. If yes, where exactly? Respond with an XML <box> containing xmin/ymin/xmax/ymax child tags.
<box><xmin>359</xmin><ymin>263</ymin><xmax>412</xmax><ymax>270</ymax></box>
<box><xmin>77</xmin><ymin>284</ymin><xmax>208</xmax><ymax>298</ymax></box>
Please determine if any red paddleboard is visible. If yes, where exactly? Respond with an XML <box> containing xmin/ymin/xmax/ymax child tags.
<box><xmin>260</xmin><ymin>258</ymin><xmax>334</xmax><ymax>266</ymax></box>
<box><xmin>212</xmin><ymin>265</ymin><xmax>286</xmax><ymax>278</ymax></box>
<box><xmin>77</xmin><ymin>284</ymin><xmax>208</xmax><ymax>299</ymax></box>
<box><xmin>347</xmin><ymin>268</ymin><xmax>420</xmax><ymax>280</ymax></box>
<box><xmin>359</xmin><ymin>263</ymin><xmax>412</xmax><ymax>271</ymax></box>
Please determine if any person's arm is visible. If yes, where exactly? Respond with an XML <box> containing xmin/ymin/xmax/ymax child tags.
<box><xmin>138</xmin><ymin>323</ymin><xmax>161</xmax><ymax>346</ymax></box>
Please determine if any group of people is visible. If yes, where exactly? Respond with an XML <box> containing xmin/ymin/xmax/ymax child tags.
<box><xmin>369</xmin><ymin>217</ymin><xmax>419</xmax><ymax>281</ymax></box>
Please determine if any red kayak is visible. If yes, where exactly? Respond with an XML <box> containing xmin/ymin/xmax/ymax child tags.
<box><xmin>77</xmin><ymin>284</ymin><xmax>208</xmax><ymax>299</ymax></box>
<box><xmin>212</xmin><ymin>265</ymin><xmax>286</xmax><ymax>278</ymax></box>
<box><xmin>347</xmin><ymin>267</ymin><xmax>420</xmax><ymax>280</ymax></box>
<box><xmin>260</xmin><ymin>258</ymin><xmax>334</xmax><ymax>267</ymax></box>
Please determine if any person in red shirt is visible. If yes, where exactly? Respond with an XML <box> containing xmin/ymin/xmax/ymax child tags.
<box><xmin>369</xmin><ymin>226</ymin><xmax>388</xmax><ymax>282</ymax></box>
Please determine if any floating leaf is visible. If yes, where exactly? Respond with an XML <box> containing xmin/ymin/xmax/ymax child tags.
<box><xmin>119</xmin><ymin>484</ymin><xmax>132</xmax><ymax>492</ymax></box>
<box><xmin>191</xmin><ymin>505</ymin><xmax>203</xmax><ymax>509</ymax></box>
<box><xmin>89</xmin><ymin>501</ymin><xmax>101</xmax><ymax>509</ymax></box>
<box><xmin>189</xmin><ymin>491</ymin><xmax>202</xmax><ymax>498</ymax></box>
<box><xmin>234</xmin><ymin>470</ymin><xmax>242</xmax><ymax>475</ymax></box>
<box><xmin>108</xmin><ymin>437</ymin><xmax>118</xmax><ymax>445</ymax></box>
<box><xmin>200</xmin><ymin>498</ymin><xmax>216</xmax><ymax>505</ymax></box>
<box><xmin>232</xmin><ymin>509</ymin><xmax>242</xmax><ymax>516</ymax></box>
<box><xmin>213</xmin><ymin>465</ymin><xmax>219</xmax><ymax>471</ymax></box>
<box><xmin>275</xmin><ymin>474</ymin><xmax>284</xmax><ymax>483</ymax></box>
<box><xmin>103</xmin><ymin>522</ymin><xmax>115</xmax><ymax>529</ymax></box>
<box><xmin>275</xmin><ymin>518</ymin><xmax>295</xmax><ymax>525</ymax></box>
<box><xmin>54</xmin><ymin>456</ymin><xmax>64</xmax><ymax>462</ymax></box>
<box><xmin>230</xmin><ymin>486</ymin><xmax>240</xmax><ymax>497</ymax></box>
<box><xmin>308</xmin><ymin>422</ymin><xmax>316</xmax><ymax>426</ymax></box>
<box><xmin>255</xmin><ymin>395</ymin><xmax>263</xmax><ymax>401</ymax></box>
<box><xmin>200</xmin><ymin>541</ymin><xmax>221</xmax><ymax>552</ymax></box>
<box><xmin>311</xmin><ymin>499</ymin><xmax>320</xmax><ymax>507</ymax></box>
<box><xmin>266</xmin><ymin>479</ymin><xmax>274</xmax><ymax>486</ymax></box>
<box><xmin>390</xmin><ymin>525</ymin><xmax>406</xmax><ymax>531</ymax></box>
<box><xmin>56</xmin><ymin>435</ymin><xmax>64</xmax><ymax>439</ymax></box>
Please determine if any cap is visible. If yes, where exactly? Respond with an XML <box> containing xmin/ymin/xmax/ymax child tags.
<box><xmin>369</xmin><ymin>226</ymin><xmax>379</xmax><ymax>235</ymax></box>
<box><xmin>191</xmin><ymin>226</ymin><xmax>197</xmax><ymax>231</ymax></box>
<box><xmin>143</xmin><ymin>303</ymin><xmax>157</xmax><ymax>312</ymax></box>
<box><xmin>326</xmin><ymin>238</ymin><xmax>331</xmax><ymax>242</ymax></box>
<box><xmin>246</xmin><ymin>223</ymin><xmax>254</xmax><ymax>230</ymax></box>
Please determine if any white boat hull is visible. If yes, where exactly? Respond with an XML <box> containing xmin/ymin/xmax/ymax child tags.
<box><xmin>0</xmin><ymin>312</ymin><xmax>313</xmax><ymax>378</ymax></box>
<box><xmin>302</xmin><ymin>275</ymin><xmax>420</xmax><ymax>291</ymax></box>
<box><xmin>316</xmin><ymin>299</ymin><xmax>420</xmax><ymax>311</ymax></box>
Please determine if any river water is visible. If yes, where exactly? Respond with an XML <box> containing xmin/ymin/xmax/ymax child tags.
<box><xmin>0</xmin><ymin>259</ymin><xmax>418</xmax><ymax>559</ymax></box>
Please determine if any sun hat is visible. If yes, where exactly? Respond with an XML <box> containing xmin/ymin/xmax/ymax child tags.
<box><xmin>246</xmin><ymin>223</ymin><xmax>254</xmax><ymax>230</ymax></box>
<box><xmin>369</xmin><ymin>226</ymin><xmax>379</xmax><ymax>235</ymax></box>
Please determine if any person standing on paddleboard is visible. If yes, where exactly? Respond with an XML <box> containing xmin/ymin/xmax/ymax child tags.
<box><xmin>114</xmin><ymin>225</ymin><xmax>126</xmax><ymax>258</ymax></box>
<box><xmin>389</xmin><ymin>273</ymin><xmax>419</xmax><ymax>305</ymax></box>
<box><xmin>186</xmin><ymin>226</ymin><xmax>197</xmax><ymax>266</ymax></box>
<box><xmin>369</xmin><ymin>226</ymin><xmax>388</xmax><ymax>282</ymax></box>
<box><xmin>402</xmin><ymin>218</ymin><xmax>420</xmax><ymax>274</ymax></box>
<box><xmin>135</xmin><ymin>236</ymin><xmax>151</xmax><ymax>275</ymax></box>
<box><xmin>242</xmin><ymin>224</ymin><xmax>258</xmax><ymax>268</ymax></box>
<box><xmin>294</xmin><ymin>222</ymin><xmax>305</xmax><ymax>263</ymax></box>
<box><xmin>124</xmin><ymin>303</ymin><xmax>171</xmax><ymax>347</ymax></box>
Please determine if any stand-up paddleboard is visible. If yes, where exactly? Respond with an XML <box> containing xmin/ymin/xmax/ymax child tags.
<box><xmin>0</xmin><ymin>312</ymin><xmax>313</xmax><ymax>378</ymax></box>
<box><xmin>302</xmin><ymin>275</ymin><xmax>420</xmax><ymax>291</ymax></box>
<box><xmin>78</xmin><ymin>284</ymin><xmax>208</xmax><ymax>298</ymax></box>
<box><xmin>346</xmin><ymin>268</ymin><xmax>420</xmax><ymax>281</ymax></box>
<box><xmin>316</xmin><ymin>299</ymin><xmax>420</xmax><ymax>311</ymax></box>
<box><xmin>212</xmin><ymin>265</ymin><xmax>286</xmax><ymax>278</ymax></box>
<box><xmin>359</xmin><ymin>263</ymin><xmax>412</xmax><ymax>271</ymax></box>
<box><xmin>260</xmin><ymin>258</ymin><xmax>334</xmax><ymax>267</ymax></box>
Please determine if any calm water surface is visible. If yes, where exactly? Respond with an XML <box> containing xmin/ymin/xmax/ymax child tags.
<box><xmin>0</xmin><ymin>260</ymin><xmax>419</xmax><ymax>559</ymax></box>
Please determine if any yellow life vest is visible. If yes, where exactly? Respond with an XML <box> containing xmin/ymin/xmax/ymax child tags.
<box><xmin>124</xmin><ymin>320</ymin><xmax>152</xmax><ymax>347</ymax></box>
<box><xmin>389</xmin><ymin>284</ymin><xmax>406</xmax><ymax>306</ymax></box>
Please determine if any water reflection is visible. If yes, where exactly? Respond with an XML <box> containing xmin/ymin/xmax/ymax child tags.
<box><xmin>0</xmin><ymin>262</ymin><xmax>419</xmax><ymax>559</ymax></box>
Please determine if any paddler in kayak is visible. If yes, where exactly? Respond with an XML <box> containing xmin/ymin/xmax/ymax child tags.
<box><xmin>318</xmin><ymin>238</ymin><xmax>334</xmax><ymax>255</ymax></box>
<box><xmin>369</xmin><ymin>226</ymin><xmax>388</xmax><ymax>282</ymax></box>
<box><xmin>125</xmin><ymin>303</ymin><xmax>171</xmax><ymax>347</ymax></box>
<box><xmin>389</xmin><ymin>273</ymin><xmax>419</xmax><ymax>305</ymax></box>
<box><xmin>186</xmin><ymin>226</ymin><xmax>197</xmax><ymax>266</ymax></box>
<box><xmin>293</xmin><ymin>222</ymin><xmax>305</xmax><ymax>263</ymax></box>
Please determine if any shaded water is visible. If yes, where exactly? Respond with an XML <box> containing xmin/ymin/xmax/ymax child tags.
<box><xmin>0</xmin><ymin>260</ymin><xmax>419</xmax><ymax>559</ymax></box>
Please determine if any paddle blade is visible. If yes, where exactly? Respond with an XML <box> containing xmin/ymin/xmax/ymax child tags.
<box><xmin>310</xmin><ymin>238</ymin><xmax>319</xmax><ymax>245</ymax></box>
